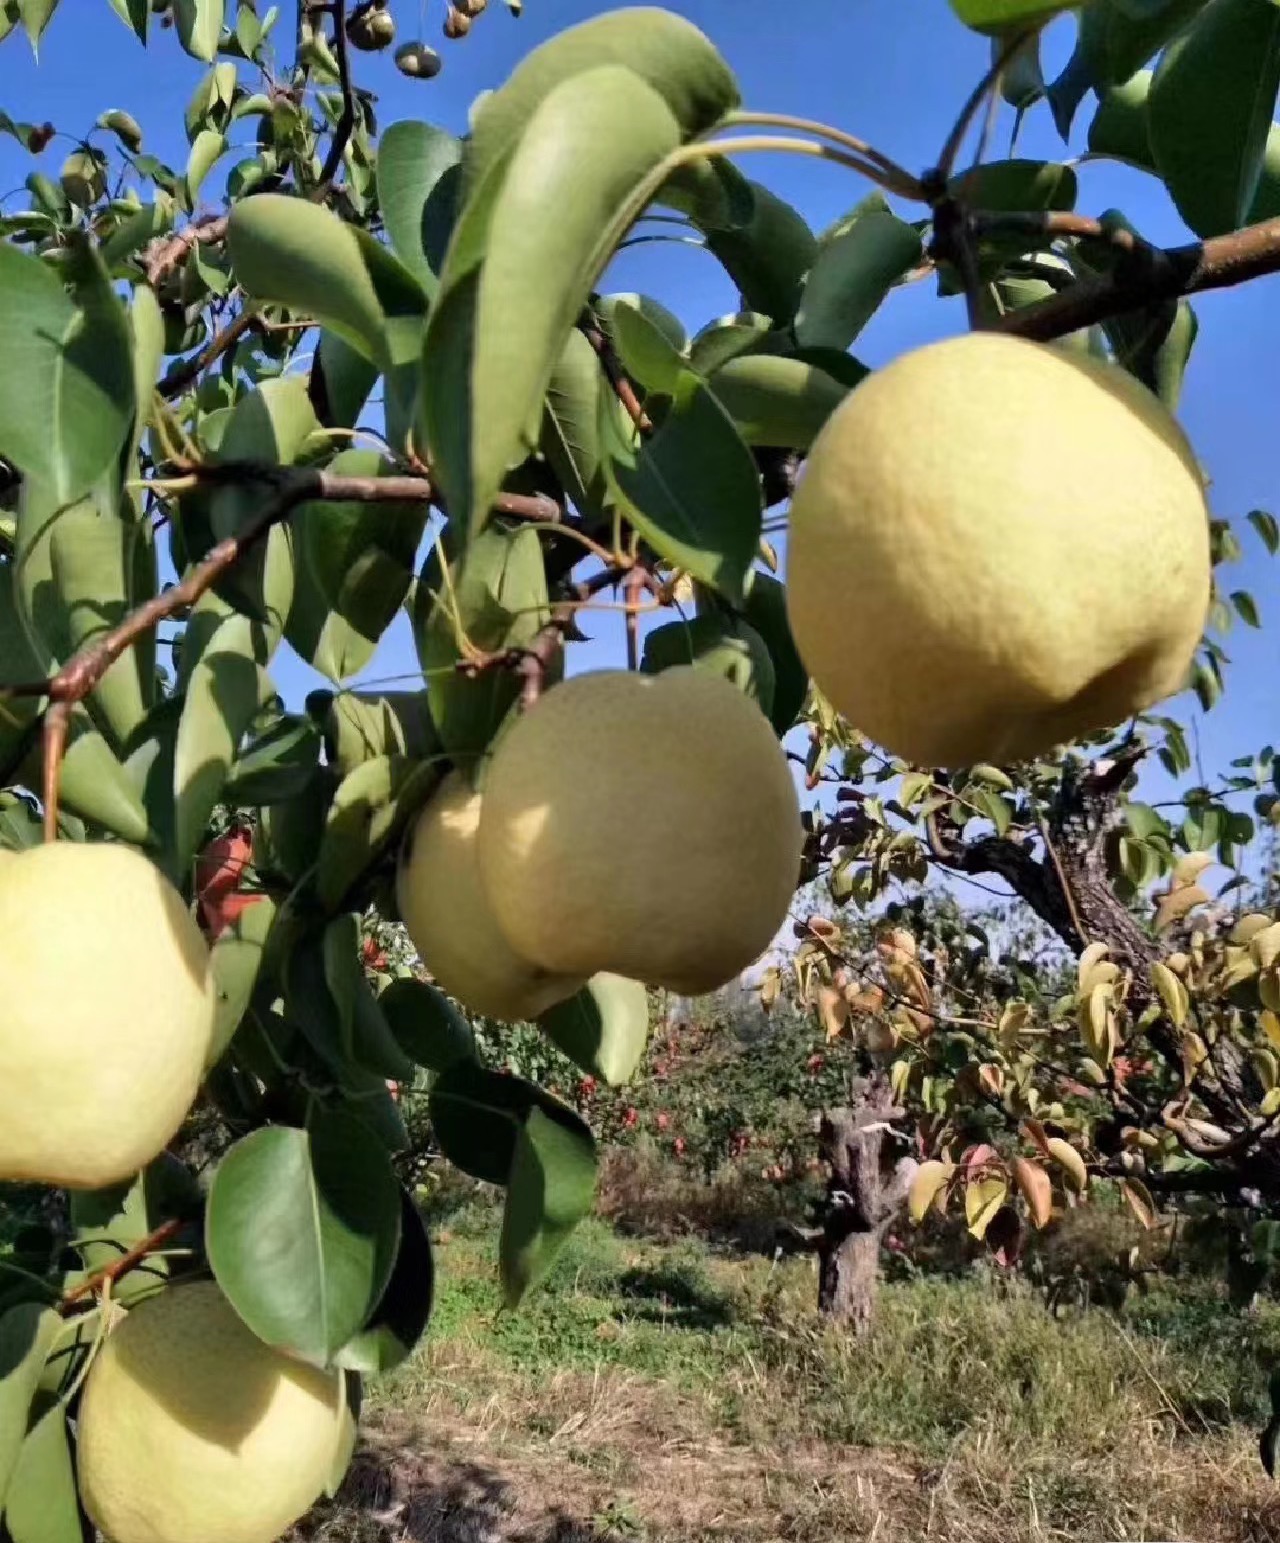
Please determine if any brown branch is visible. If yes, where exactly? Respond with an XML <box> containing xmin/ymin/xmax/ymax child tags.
<box><xmin>144</xmin><ymin>213</ymin><xmax>230</xmax><ymax>288</ymax></box>
<box><xmin>160</xmin><ymin>308</ymin><xmax>260</xmax><ymax>399</ymax></box>
<box><xmin>580</xmin><ymin>312</ymin><xmax>653</xmax><ymax>436</ymax></box>
<box><xmin>930</xmin><ymin>28</ymin><xmax>1039</xmax><ymax>187</ymax></box>
<box><xmin>315</xmin><ymin>1</ymin><xmax>357</xmax><ymax>192</ymax></box>
<box><xmin>59</xmin><ymin>1218</ymin><xmax>183</xmax><ymax>1312</ymax></box>
<box><xmin>996</xmin><ymin>215</ymin><xmax>1280</xmax><ymax>342</ymax></box>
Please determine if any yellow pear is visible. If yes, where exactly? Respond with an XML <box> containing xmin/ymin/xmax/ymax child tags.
<box><xmin>477</xmin><ymin>668</ymin><xmax>803</xmax><ymax>995</ymax></box>
<box><xmin>0</xmin><ymin>842</ymin><xmax>215</xmax><ymax>1188</ymax></box>
<box><xmin>786</xmin><ymin>333</ymin><xmax>1211</xmax><ymax>768</ymax></box>
<box><xmin>77</xmin><ymin>1281</ymin><xmax>347</xmax><ymax>1543</ymax></box>
<box><xmin>396</xmin><ymin>771</ymin><xmax>584</xmax><ymax>1020</ymax></box>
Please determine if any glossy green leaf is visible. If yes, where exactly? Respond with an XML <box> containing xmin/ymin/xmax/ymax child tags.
<box><xmin>173</xmin><ymin>637</ymin><xmax>271</xmax><ymax>869</ymax></box>
<box><xmin>0</xmin><ymin>1305</ymin><xmax>60</xmax><ymax>1511</ymax></box>
<box><xmin>56</xmin><ymin>711</ymin><xmax>151</xmax><ymax>844</ymax></box>
<box><xmin>1103</xmin><ymin>0</ymin><xmax>1209</xmax><ymax>84</ymax></box>
<box><xmin>642</xmin><ymin>611</ymin><xmax>775</xmax><ymax>713</ymax></box>
<box><xmin>173</xmin><ymin>0</ymin><xmax>225</xmax><ymax>62</ymax></box>
<box><xmin>1149</xmin><ymin>0</ymin><xmax>1280</xmax><ymax>236</ymax></box>
<box><xmin>185</xmin><ymin>128</ymin><xmax>226</xmax><ymax>204</ymax></box>
<box><xmin>324</xmin><ymin>915</ymin><xmax>417</xmax><ymax>1083</ymax></box>
<box><xmin>0</xmin><ymin>242</ymin><xmax>133</xmax><ymax>506</ymax></box>
<box><xmin>379</xmin><ymin>978</ymin><xmax>477</xmax><ymax>1073</ymax></box>
<box><xmin>794</xmin><ymin>212</ymin><xmax>922</xmax><ymax>352</ymax></box>
<box><xmin>318</xmin><ymin>754</ymin><xmax>440</xmax><ymax>908</ymax></box>
<box><xmin>541</xmin><ymin>328</ymin><xmax>621</xmax><ymax>517</ymax></box>
<box><xmin>376</xmin><ymin>121</ymin><xmax>462</xmax><ymax>293</ymax></box>
<box><xmin>336</xmin><ymin>1189</ymin><xmax>434</xmax><ymax>1374</ymax></box>
<box><xmin>741</xmin><ymin>569</ymin><xmax>808</xmax><ymax>736</ymax></box>
<box><xmin>1250</xmin><ymin>508</ymin><xmax>1280</xmax><ymax>553</ymax></box>
<box><xmin>687</xmin><ymin>312</ymin><xmax>775</xmax><ymax>376</ymax></box>
<box><xmin>458</xmin><ymin>66</ymin><xmax>683</xmax><ymax>535</ymax></box>
<box><xmin>1089</xmin><ymin>70</ymin><xmax>1157</xmax><ymax>168</ymax></box>
<box><xmin>224</xmin><ymin>713</ymin><xmax>321</xmax><ymax>804</ymax></box>
<box><xmin>228</xmin><ymin>195</ymin><xmax>389</xmax><ymax>365</ymax></box>
<box><xmin>416</xmin><ymin>524</ymin><xmax>552</xmax><ymax>761</ymax></box>
<box><xmin>538</xmin><ymin>974</ymin><xmax>649</xmax><ymax>1085</ymax></box>
<box><xmin>705</xmin><ymin>183</ymin><xmax>817</xmax><ymax>325</ymax></box>
<box><xmin>601</xmin><ymin>366</ymin><xmax>762</xmax><ymax>603</ymax></box>
<box><xmin>427</xmin><ymin>1061</ymin><xmax>537</xmax><ymax>1184</ymax></box>
<box><xmin>321</xmin><ymin>692</ymin><xmax>437</xmax><ymax>781</ymax></box>
<box><xmin>465</xmin><ymin>6</ymin><xmax>738</xmax><ymax>195</ymax></box>
<box><xmin>500</xmin><ymin>1106</ymin><xmax>597</xmax><ymax>1307</ymax></box>
<box><xmin>208</xmin><ymin>897</ymin><xmax>277</xmax><ymax>1065</ymax></box>
<box><xmin>948</xmin><ymin>0</ymin><xmax>1076</xmax><ymax>31</ymax></box>
<box><xmin>206</xmin><ymin>1112</ymin><xmax>401</xmax><ymax>1367</ymax></box>
<box><xmin>254</xmin><ymin>767</ymin><xmax>332</xmax><ymax>885</ymax></box>
<box><xmin>314</xmin><ymin>330</ymin><xmax>378</xmax><ymax>431</ymax></box>
<box><xmin>106</xmin><ymin>0</ymin><xmax>149</xmax><ymax>42</ymax></box>
<box><xmin>4</xmin><ymin>1404</ymin><xmax>81</xmax><ymax>1543</ymax></box>
<box><xmin>707</xmin><ymin>355</ymin><xmax>852</xmax><ymax>449</ymax></box>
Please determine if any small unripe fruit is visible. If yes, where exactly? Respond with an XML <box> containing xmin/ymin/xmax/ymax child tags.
<box><xmin>347</xmin><ymin>7</ymin><xmax>395</xmax><ymax>49</ymax></box>
<box><xmin>444</xmin><ymin>7</ymin><xmax>472</xmax><ymax>37</ymax></box>
<box><xmin>394</xmin><ymin>40</ymin><xmax>443</xmax><ymax>77</ymax></box>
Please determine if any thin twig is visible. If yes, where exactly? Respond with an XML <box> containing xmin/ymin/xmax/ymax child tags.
<box><xmin>144</xmin><ymin>213</ymin><xmax>229</xmax><ymax>288</ymax></box>
<box><xmin>160</xmin><ymin>308</ymin><xmax>260</xmax><ymax>399</ymax></box>
<box><xmin>60</xmin><ymin>1219</ymin><xmax>183</xmax><ymax>1312</ymax></box>
<box><xmin>315</xmin><ymin>1</ymin><xmax>356</xmax><ymax>192</ymax></box>
<box><xmin>580</xmin><ymin>312</ymin><xmax>652</xmax><ymax>436</ymax></box>
<box><xmin>931</xmin><ymin>28</ymin><xmax>1038</xmax><ymax>186</ymax></box>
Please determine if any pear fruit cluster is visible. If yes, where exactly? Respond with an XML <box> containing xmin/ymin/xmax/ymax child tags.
<box><xmin>397</xmin><ymin>667</ymin><xmax>802</xmax><ymax>1015</ymax></box>
<box><xmin>785</xmin><ymin>333</ymin><xmax>1212</xmax><ymax>769</ymax></box>
<box><xmin>0</xmin><ymin>842</ymin><xmax>216</xmax><ymax>1189</ymax></box>
<box><xmin>77</xmin><ymin>1282</ymin><xmax>349</xmax><ymax>1543</ymax></box>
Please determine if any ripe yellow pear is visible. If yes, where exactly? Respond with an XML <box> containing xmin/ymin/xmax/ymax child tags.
<box><xmin>477</xmin><ymin>668</ymin><xmax>803</xmax><ymax>995</ymax></box>
<box><xmin>396</xmin><ymin>771</ymin><xmax>584</xmax><ymax>1020</ymax></box>
<box><xmin>786</xmin><ymin>333</ymin><xmax>1211</xmax><ymax>768</ymax></box>
<box><xmin>77</xmin><ymin>1282</ymin><xmax>347</xmax><ymax>1543</ymax></box>
<box><xmin>0</xmin><ymin>842</ymin><xmax>216</xmax><ymax>1188</ymax></box>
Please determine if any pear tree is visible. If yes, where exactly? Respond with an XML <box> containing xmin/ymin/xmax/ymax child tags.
<box><xmin>0</xmin><ymin>0</ymin><xmax>1279</xmax><ymax>1537</ymax></box>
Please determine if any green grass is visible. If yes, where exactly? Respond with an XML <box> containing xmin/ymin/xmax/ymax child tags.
<box><xmin>319</xmin><ymin>1203</ymin><xmax>1280</xmax><ymax>1542</ymax></box>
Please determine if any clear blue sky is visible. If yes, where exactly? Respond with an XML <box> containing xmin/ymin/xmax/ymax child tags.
<box><xmin>2</xmin><ymin>0</ymin><xmax>1277</xmax><ymax>795</ymax></box>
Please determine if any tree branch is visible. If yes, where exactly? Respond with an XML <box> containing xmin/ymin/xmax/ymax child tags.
<box><xmin>315</xmin><ymin>1</ymin><xmax>357</xmax><ymax>192</ymax></box>
<box><xmin>59</xmin><ymin>1218</ymin><xmax>183</xmax><ymax>1312</ymax></box>
<box><xmin>995</xmin><ymin>215</ymin><xmax>1280</xmax><ymax>342</ymax></box>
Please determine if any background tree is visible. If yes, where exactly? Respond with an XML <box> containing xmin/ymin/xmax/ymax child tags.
<box><xmin>0</xmin><ymin>0</ymin><xmax>1279</xmax><ymax>1535</ymax></box>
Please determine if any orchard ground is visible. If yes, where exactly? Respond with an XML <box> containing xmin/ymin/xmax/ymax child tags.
<box><xmin>292</xmin><ymin>1172</ymin><xmax>1280</xmax><ymax>1543</ymax></box>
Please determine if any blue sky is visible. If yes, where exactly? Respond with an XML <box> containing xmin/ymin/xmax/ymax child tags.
<box><xmin>2</xmin><ymin>0</ymin><xmax>1277</xmax><ymax>797</ymax></box>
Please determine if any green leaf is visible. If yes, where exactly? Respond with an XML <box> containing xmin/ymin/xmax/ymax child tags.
<box><xmin>0</xmin><ymin>242</ymin><xmax>133</xmax><ymax>506</ymax></box>
<box><xmin>228</xmin><ymin>195</ymin><xmax>391</xmax><ymax>366</ymax></box>
<box><xmin>320</xmin><ymin>691</ymin><xmax>437</xmax><ymax>781</ymax></box>
<box><xmin>376</xmin><ymin>121</ymin><xmax>462</xmax><ymax>294</ymax></box>
<box><xmin>173</xmin><ymin>638</ymin><xmax>271</xmax><ymax>869</ymax></box>
<box><xmin>451</xmin><ymin>66</ymin><xmax>684</xmax><ymax>536</ymax></box>
<box><xmin>541</xmin><ymin>328</ymin><xmax>621</xmax><ymax>518</ymax></box>
<box><xmin>185</xmin><ymin>128</ymin><xmax>226</xmax><ymax>205</ymax></box>
<box><xmin>948</xmin><ymin>0</ymin><xmax>1076</xmax><ymax>31</ymax></box>
<box><xmin>416</xmin><ymin>524</ymin><xmax>552</xmax><ymax>761</ymax></box>
<box><xmin>1232</xmin><ymin>589</ymin><xmax>1262</xmax><ymax>627</ymax></box>
<box><xmin>336</xmin><ymin>1189</ymin><xmax>434</xmax><ymax>1374</ymax></box>
<box><xmin>206</xmin><ymin>1111</ymin><xmax>401</xmax><ymax>1367</ymax></box>
<box><xmin>379</xmin><ymin>978</ymin><xmax>477</xmax><ymax>1074</ymax></box>
<box><xmin>597</xmin><ymin>292</ymin><xmax>687</xmax><ymax>360</ymax></box>
<box><xmin>208</xmin><ymin>898</ymin><xmax>276</xmax><ymax>1065</ymax></box>
<box><xmin>742</xmin><ymin>570</ymin><xmax>808</xmax><ymax>736</ymax></box>
<box><xmin>464</xmin><ymin>6</ymin><xmax>738</xmax><ymax>196</ymax></box>
<box><xmin>67</xmin><ymin>1155</ymin><xmax>201</xmax><ymax>1307</ymax></box>
<box><xmin>707</xmin><ymin>355</ymin><xmax>852</xmax><ymax>449</ymax></box>
<box><xmin>687</xmin><ymin>312</ymin><xmax>775</xmax><ymax>376</ymax></box>
<box><xmin>0</xmin><ymin>1305</ymin><xmax>60</xmax><ymax>1512</ymax></box>
<box><xmin>601</xmin><ymin>366</ymin><xmax>762</xmax><ymax>603</ymax></box>
<box><xmin>705</xmin><ymin>183</ymin><xmax>817</xmax><ymax>324</ymax></box>
<box><xmin>1183</xmin><ymin>802</ymin><xmax>1227</xmax><ymax>850</ymax></box>
<box><xmin>324</xmin><ymin>915</ymin><xmax>416</xmax><ymax>1083</ymax></box>
<box><xmin>642</xmin><ymin>612</ymin><xmax>775</xmax><ymax>713</ymax></box>
<box><xmin>1149</xmin><ymin>0</ymin><xmax>1280</xmax><ymax>237</ymax></box>
<box><xmin>4</xmin><ymin>1405</ymin><xmax>81</xmax><ymax>1543</ymax></box>
<box><xmin>1103</xmin><ymin>0</ymin><xmax>1210</xmax><ymax>85</ymax></box>
<box><xmin>500</xmin><ymin>1106</ymin><xmax>597</xmax><ymax>1307</ymax></box>
<box><xmin>314</xmin><ymin>330</ymin><xmax>378</xmax><ymax>431</ymax></box>
<box><xmin>106</xmin><ymin>0</ymin><xmax>149</xmax><ymax>42</ymax></box>
<box><xmin>1125</xmin><ymin>801</ymin><xmax>1170</xmax><ymax>840</ymax></box>
<box><xmin>1089</xmin><ymin>70</ymin><xmax>1157</xmax><ymax>169</ymax></box>
<box><xmin>429</xmin><ymin>1061</ymin><xmax>573</xmax><ymax>1185</ymax></box>
<box><xmin>538</xmin><ymin>974</ymin><xmax>649</xmax><ymax>1085</ymax></box>
<box><xmin>318</xmin><ymin>754</ymin><xmax>440</xmax><ymax>908</ymax></box>
<box><xmin>57</xmin><ymin>710</ymin><xmax>151</xmax><ymax>844</ymax></box>
<box><xmin>794</xmin><ymin>212</ymin><xmax>922</xmax><ymax>352</ymax></box>
<box><xmin>1250</xmin><ymin>508</ymin><xmax>1280</xmax><ymax>553</ymax></box>
<box><xmin>224</xmin><ymin>713</ymin><xmax>321</xmax><ymax>804</ymax></box>
<box><xmin>173</xmin><ymin>0</ymin><xmax>225</xmax><ymax>62</ymax></box>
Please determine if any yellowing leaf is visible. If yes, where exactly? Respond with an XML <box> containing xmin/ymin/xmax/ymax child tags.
<box><xmin>1121</xmin><ymin>1177</ymin><xmax>1157</xmax><ymax>1230</ymax></box>
<box><xmin>817</xmin><ymin>984</ymin><xmax>849</xmax><ymax>1041</ymax></box>
<box><xmin>1156</xmin><ymin>883</ymin><xmax>1211</xmax><ymax>931</ymax></box>
<box><xmin>964</xmin><ymin>1174</ymin><xmax>1009</xmax><ymax>1240</ymax></box>
<box><xmin>998</xmin><ymin>1000</ymin><xmax>1031</xmax><ymax>1043</ymax></box>
<box><xmin>1261</xmin><ymin>969</ymin><xmax>1280</xmax><ymax>1015</ymax></box>
<box><xmin>908</xmin><ymin>1159</ymin><xmax>953</xmax><ymax>1224</ymax></box>
<box><xmin>1152</xmin><ymin>960</ymin><xmax>1189</xmax><ymax>1028</ymax></box>
<box><xmin>1251</xmin><ymin>921</ymin><xmax>1280</xmax><ymax>971</ymax></box>
<box><xmin>1264</xmin><ymin>1087</ymin><xmax>1280</xmax><ymax>1118</ymax></box>
<box><xmin>1173</xmin><ymin>850</ymin><xmax>1215</xmax><ymax>888</ymax></box>
<box><xmin>1262</xmin><ymin>1009</ymin><xmax>1280</xmax><ymax>1049</ymax></box>
<box><xmin>1011</xmin><ymin>1155</ymin><xmax>1053</xmax><ymax>1229</ymax></box>
<box><xmin>1045</xmin><ymin>1137</ymin><xmax>1088</xmax><ymax>1194</ymax></box>
<box><xmin>1251</xmin><ymin>1046</ymin><xmax>1279</xmax><ymax>1092</ymax></box>
<box><xmin>1077</xmin><ymin>942</ymin><xmax>1110</xmax><ymax>993</ymax></box>
<box><xmin>1232</xmin><ymin>912</ymin><xmax>1274</xmax><ymax>945</ymax></box>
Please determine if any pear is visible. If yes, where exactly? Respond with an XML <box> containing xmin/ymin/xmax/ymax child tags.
<box><xmin>397</xmin><ymin>772</ymin><xmax>584</xmax><ymax>1021</ymax></box>
<box><xmin>0</xmin><ymin>843</ymin><xmax>215</xmax><ymax>1188</ymax></box>
<box><xmin>785</xmin><ymin>333</ymin><xmax>1211</xmax><ymax>768</ymax></box>
<box><xmin>77</xmin><ymin>1282</ymin><xmax>347</xmax><ymax>1543</ymax></box>
<box><xmin>478</xmin><ymin>668</ymin><xmax>802</xmax><ymax>995</ymax></box>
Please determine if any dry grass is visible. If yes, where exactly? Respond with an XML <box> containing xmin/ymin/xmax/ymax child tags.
<box><xmin>293</xmin><ymin>1209</ymin><xmax>1280</xmax><ymax>1543</ymax></box>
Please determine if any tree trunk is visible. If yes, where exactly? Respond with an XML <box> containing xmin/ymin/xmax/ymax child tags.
<box><xmin>812</xmin><ymin>1075</ymin><xmax>917</xmax><ymax>1334</ymax></box>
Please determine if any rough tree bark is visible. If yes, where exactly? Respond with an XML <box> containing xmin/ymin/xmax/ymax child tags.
<box><xmin>813</xmin><ymin>1075</ymin><xmax>918</xmax><ymax>1333</ymax></box>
